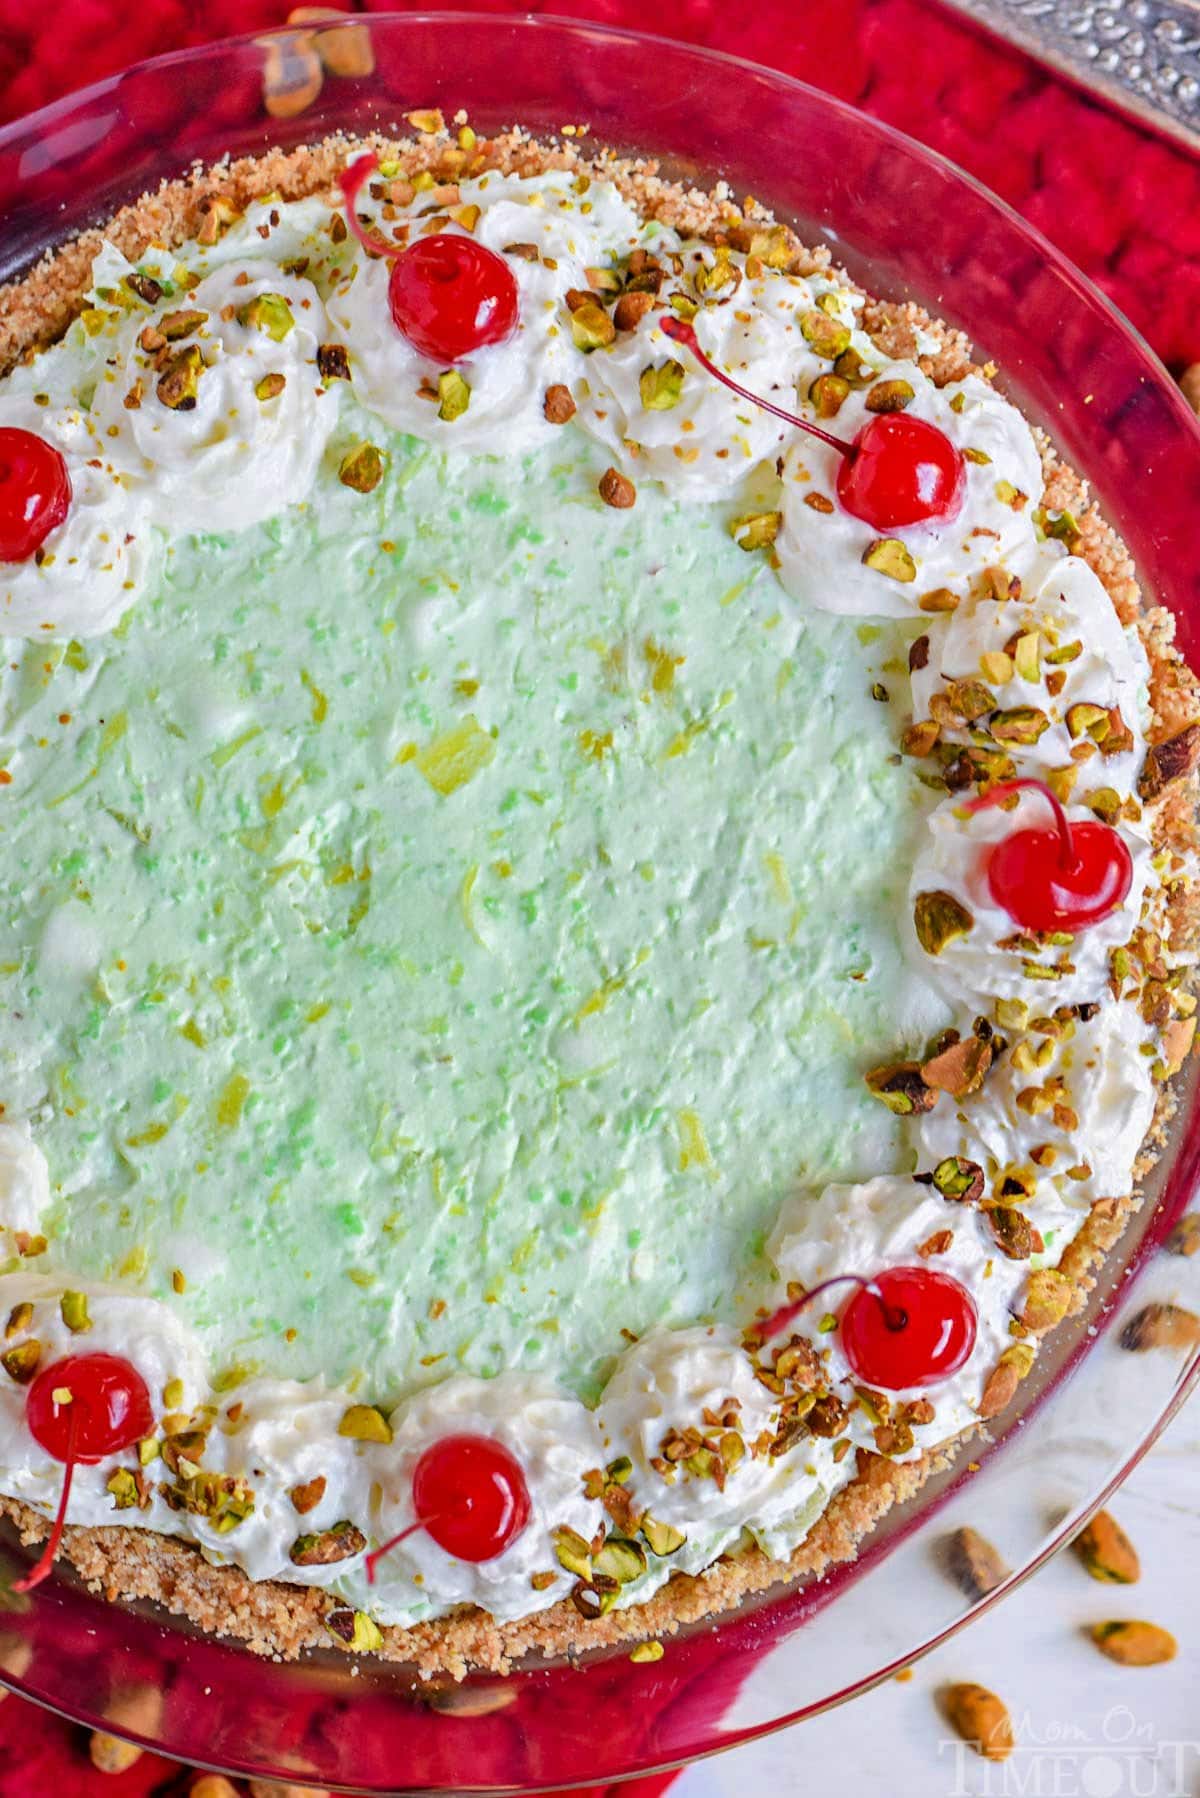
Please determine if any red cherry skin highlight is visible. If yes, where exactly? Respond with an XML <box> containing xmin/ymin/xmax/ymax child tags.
<box><xmin>411</xmin><ymin>1433</ymin><xmax>531</xmax><ymax>1562</ymax></box>
<box><xmin>26</xmin><ymin>1354</ymin><xmax>153</xmax><ymax>1465</ymax></box>
<box><xmin>986</xmin><ymin>823</ymin><xmax>1132</xmax><ymax>934</ymax></box>
<box><xmin>966</xmin><ymin>779</ymin><xmax>1133</xmax><ymax>935</ymax></box>
<box><xmin>15</xmin><ymin>1354</ymin><xmax>153</xmax><ymax>1593</ymax></box>
<box><xmin>840</xmin><ymin>1266</ymin><xmax>977</xmax><ymax>1390</ymax></box>
<box><xmin>386</xmin><ymin>236</ymin><xmax>519</xmax><ymax>365</ymax></box>
<box><xmin>658</xmin><ymin>317</ymin><xmax>965</xmax><ymax>530</ymax></box>
<box><xmin>0</xmin><ymin>427</ymin><xmax>71</xmax><ymax>563</ymax></box>
<box><xmin>836</xmin><ymin>412</ymin><xmax>966</xmax><ymax>531</ymax></box>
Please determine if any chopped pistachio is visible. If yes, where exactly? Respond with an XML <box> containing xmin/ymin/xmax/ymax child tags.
<box><xmin>156</xmin><ymin>345</ymin><xmax>204</xmax><ymax>411</ymax></box>
<box><xmin>918</xmin><ymin>586</ymin><xmax>959</xmax><ymax>613</ymax></box>
<box><xmin>569</xmin><ymin>301</ymin><xmax>616</xmax><ymax>351</ymax></box>
<box><xmin>1036</xmin><ymin>506</ymin><xmax>1082</xmax><ymax>550</ymax></box>
<box><xmin>338</xmin><ymin>443</ymin><xmax>385</xmax><ymax>492</ymax></box>
<box><xmin>913</xmin><ymin>890</ymin><xmax>975</xmax><ymax>956</ymax></box>
<box><xmin>864</xmin><ymin>378</ymin><xmax>915</xmax><ymax>413</ymax></box>
<box><xmin>862</xmin><ymin>538</ymin><xmax>916</xmax><ymax>583</ymax></box>
<box><xmin>637</xmin><ymin>359</ymin><xmax>686</xmax><ymax>411</ymax></box>
<box><xmin>60</xmin><ymin>1290</ymin><xmax>92</xmax><ymax>1334</ymax></box>
<box><xmin>1</xmin><ymin>1340</ymin><xmax>40</xmax><ymax>1385</ymax></box>
<box><xmin>640</xmin><ymin>1515</ymin><xmax>686</xmax><ymax>1556</ymax></box>
<box><xmin>994</xmin><ymin>479</ymin><xmax>1027</xmax><ymax>510</ymax></box>
<box><xmin>986</xmin><ymin>1205</ymin><xmax>1041</xmax><ymax>1261</ymax></box>
<box><xmin>158</xmin><ymin>307</ymin><xmax>207</xmax><ymax>342</ymax></box>
<box><xmin>1013</xmin><ymin>632</ymin><xmax>1041</xmax><ymax>682</ymax></box>
<box><xmin>235</xmin><ymin>293</ymin><xmax>295</xmax><ymax>340</ymax></box>
<box><xmin>990</xmin><ymin>706</ymin><xmax>1050</xmax><ymax>746</ymax></box>
<box><xmin>437</xmin><ymin>370</ymin><xmax>470</xmax><ymax>422</ymax></box>
<box><xmin>799</xmin><ymin>310</ymin><xmax>851</xmax><ymax>358</ymax></box>
<box><xmin>833</xmin><ymin>345</ymin><xmax>875</xmax><ymax>388</ymax></box>
<box><xmin>901</xmin><ymin>720</ymin><xmax>939</xmax><ymax>757</ymax></box>
<box><xmin>338</xmin><ymin>1403</ymin><xmax>393</xmax><ymax>1444</ymax></box>
<box><xmin>290</xmin><ymin>1520</ymin><xmax>367</xmax><ymax>1566</ymax></box>
<box><xmin>730</xmin><ymin>511</ymin><xmax>781</xmax><ymax>552</ymax></box>
<box><xmin>254</xmin><ymin>371</ymin><xmax>286</xmax><ymax>402</ymax></box>
<box><xmin>106</xmin><ymin>1469</ymin><xmax>140</xmax><ymax>1510</ymax></box>
<box><xmin>979</xmin><ymin>650</ymin><xmax>1014</xmax><ymax>685</ymax></box>
<box><xmin>807</xmin><ymin>373</ymin><xmax>849</xmax><ymax>418</ymax></box>
<box><xmin>552</xmin><ymin>1524</ymin><xmax>593</xmax><ymax>1580</ymax></box>
<box><xmin>943</xmin><ymin>678</ymin><xmax>997</xmax><ymax>723</ymax></box>
<box><xmin>864</xmin><ymin>1061</ymin><xmax>936</xmax><ymax>1115</ymax></box>
<box><xmin>931</xmin><ymin>1156</ymin><xmax>984</xmax><ymax>1202</ymax></box>
<box><xmin>630</xmin><ymin>1640</ymin><xmax>665</xmax><ymax>1663</ymax></box>
<box><xmin>1066</xmin><ymin>702</ymin><xmax>1110</xmax><ymax>743</ymax></box>
<box><xmin>593</xmin><ymin>1536</ymin><xmax>648</xmax><ymax>1584</ymax></box>
<box><xmin>4</xmin><ymin>1302</ymin><xmax>32</xmax><ymax>1341</ymax></box>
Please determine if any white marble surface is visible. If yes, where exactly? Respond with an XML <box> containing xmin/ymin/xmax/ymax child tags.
<box><xmin>676</xmin><ymin>1399</ymin><xmax>1200</xmax><ymax>1798</ymax></box>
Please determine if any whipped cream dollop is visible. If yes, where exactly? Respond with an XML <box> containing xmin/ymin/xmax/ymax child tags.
<box><xmin>766</xmin><ymin>1175</ymin><xmax>1074</xmax><ymax>1453</ymax></box>
<box><xmin>368</xmin><ymin>1373</ymin><xmax>604</xmax><ymax>1622</ymax></box>
<box><xmin>0</xmin><ymin>1125</ymin><xmax>50</xmax><ymax>1251</ymax></box>
<box><xmin>0</xmin><ymin>1276</ymin><xmax>208</xmax><ymax>1516</ymax></box>
<box><xmin>910</xmin><ymin>548</ymin><xmax>1148</xmax><ymax>788</ymax></box>
<box><xmin>908</xmin><ymin>790</ymin><xmax>1152</xmax><ymax>1010</ymax></box>
<box><xmin>596</xmin><ymin>1324</ymin><xmax>850</xmax><ymax>1584</ymax></box>
<box><xmin>915</xmin><ymin>1001</ymin><xmax>1159</xmax><ymax>1210</ymax></box>
<box><xmin>0</xmin><ymin>395</ymin><xmax>154</xmax><ymax>638</ymax></box>
<box><xmin>572</xmin><ymin>253</ymin><xmax>840</xmax><ymax>502</ymax></box>
<box><xmin>89</xmin><ymin>258</ymin><xmax>339</xmax><ymax>535</ymax></box>
<box><xmin>326</xmin><ymin>171</ymin><xmax>642</xmax><ymax>455</ymax></box>
<box><xmin>776</xmin><ymin>367</ymin><xmax>1044</xmax><ymax>619</ymax></box>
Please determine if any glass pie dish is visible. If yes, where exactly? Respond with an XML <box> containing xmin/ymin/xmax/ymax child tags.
<box><xmin>0</xmin><ymin>13</ymin><xmax>1198</xmax><ymax>1792</ymax></box>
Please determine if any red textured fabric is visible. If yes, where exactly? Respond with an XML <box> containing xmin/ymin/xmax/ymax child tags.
<box><xmin>0</xmin><ymin>0</ymin><xmax>1197</xmax><ymax>365</ymax></box>
<box><xmin>0</xmin><ymin>2</ymin><xmax>1195</xmax><ymax>1791</ymax></box>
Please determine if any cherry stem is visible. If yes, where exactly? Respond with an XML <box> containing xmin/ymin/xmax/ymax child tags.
<box><xmin>365</xmin><ymin>1506</ymin><xmax>457</xmax><ymax>1585</ymax></box>
<box><xmin>14</xmin><ymin>1406</ymin><xmax>78</xmax><ymax>1594</ymax></box>
<box><xmin>964</xmin><ymin>777</ymin><xmax>1081</xmax><ymax>875</ymax></box>
<box><xmin>659</xmin><ymin>316</ymin><xmax>856</xmax><ymax>461</ymax></box>
<box><xmin>754</xmin><ymin>1273</ymin><xmax>906</xmax><ymax>1344</ymax></box>
<box><xmin>338</xmin><ymin>151</ymin><xmax>404</xmax><ymax>262</ymax></box>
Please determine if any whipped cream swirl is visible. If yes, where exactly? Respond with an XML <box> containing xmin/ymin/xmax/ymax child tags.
<box><xmin>776</xmin><ymin>367</ymin><xmax>1044</xmax><ymax>619</ymax></box>
<box><xmin>326</xmin><ymin>171</ymin><xmax>642</xmax><ymax>456</ymax></box>
<box><xmin>908</xmin><ymin>789</ymin><xmax>1152</xmax><ymax>1010</ymax></box>
<box><xmin>89</xmin><ymin>259</ymin><xmax>339</xmax><ymax>535</ymax></box>
<box><xmin>0</xmin><ymin>395</ymin><xmax>154</xmax><ymax>639</ymax></box>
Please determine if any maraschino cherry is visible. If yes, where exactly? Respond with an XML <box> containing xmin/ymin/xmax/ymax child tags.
<box><xmin>659</xmin><ymin>316</ymin><xmax>965</xmax><ymax>532</ymax></box>
<box><xmin>756</xmin><ymin>1267</ymin><xmax>977</xmax><ymax>1391</ymax></box>
<box><xmin>0</xmin><ymin>427</ymin><xmax>71</xmax><ymax>564</ymax></box>
<box><xmin>16</xmin><ymin>1353</ymin><xmax>153</xmax><ymax>1592</ymax></box>
<box><xmin>339</xmin><ymin>153</ymin><xmax>518</xmax><ymax>365</ymax></box>
<box><xmin>366</xmin><ymin>1432</ymin><xmax>531</xmax><ymax>1582</ymax></box>
<box><xmin>965</xmin><ymin>778</ymin><xmax>1133</xmax><ymax>935</ymax></box>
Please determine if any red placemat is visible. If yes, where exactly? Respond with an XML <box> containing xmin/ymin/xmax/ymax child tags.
<box><xmin>0</xmin><ymin>3</ymin><xmax>1196</xmax><ymax>1792</ymax></box>
<box><xmin>0</xmin><ymin>0</ymin><xmax>1198</xmax><ymax>369</ymax></box>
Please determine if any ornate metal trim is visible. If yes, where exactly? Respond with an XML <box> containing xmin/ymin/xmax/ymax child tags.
<box><xmin>940</xmin><ymin>0</ymin><xmax>1200</xmax><ymax>152</ymax></box>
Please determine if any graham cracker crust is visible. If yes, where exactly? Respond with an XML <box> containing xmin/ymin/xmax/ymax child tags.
<box><xmin>0</xmin><ymin>126</ymin><xmax>1196</xmax><ymax>1680</ymax></box>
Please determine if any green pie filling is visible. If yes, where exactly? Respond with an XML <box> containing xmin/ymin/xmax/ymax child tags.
<box><xmin>0</xmin><ymin>414</ymin><xmax>945</xmax><ymax>1404</ymax></box>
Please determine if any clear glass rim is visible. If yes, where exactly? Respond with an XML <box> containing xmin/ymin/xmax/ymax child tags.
<box><xmin>0</xmin><ymin>14</ymin><xmax>1197</xmax><ymax>1789</ymax></box>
